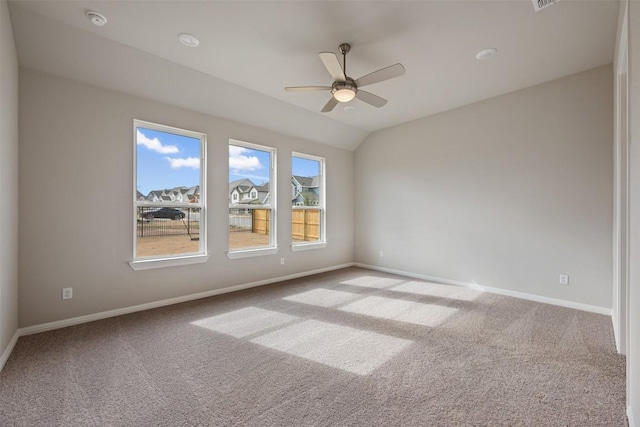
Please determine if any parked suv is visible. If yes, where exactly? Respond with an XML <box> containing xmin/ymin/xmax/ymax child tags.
<box><xmin>141</xmin><ymin>207</ymin><xmax>185</xmax><ymax>220</ymax></box>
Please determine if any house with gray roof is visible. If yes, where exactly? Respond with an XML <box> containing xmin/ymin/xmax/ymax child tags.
<box><xmin>292</xmin><ymin>175</ymin><xmax>320</xmax><ymax>206</ymax></box>
<box><xmin>142</xmin><ymin>185</ymin><xmax>200</xmax><ymax>203</ymax></box>
<box><xmin>229</xmin><ymin>179</ymin><xmax>270</xmax><ymax>205</ymax></box>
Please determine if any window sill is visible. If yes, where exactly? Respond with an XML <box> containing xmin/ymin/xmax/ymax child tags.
<box><xmin>227</xmin><ymin>247</ymin><xmax>279</xmax><ymax>259</ymax></box>
<box><xmin>291</xmin><ymin>242</ymin><xmax>327</xmax><ymax>251</ymax></box>
<box><xmin>129</xmin><ymin>254</ymin><xmax>210</xmax><ymax>271</ymax></box>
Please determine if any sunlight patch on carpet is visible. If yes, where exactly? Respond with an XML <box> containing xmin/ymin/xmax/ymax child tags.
<box><xmin>191</xmin><ymin>307</ymin><xmax>298</xmax><ymax>338</ymax></box>
<box><xmin>282</xmin><ymin>288</ymin><xmax>360</xmax><ymax>307</ymax></box>
<box><xmin>390</xmin><ymin>281</ymin><xmax>482</xmax><ymax>301</ymax></box>
<box><xmin>339</xmin><ymin>296</ymin><xmax>458</xmax><ymax>327</ymax></box>
<box><xmin>340</xmin><ymin>276</ymin><xmax>404</xmax><ymax>289</ymax></box>
<box><xmin>251</xmin><ymin>320</ymin><xmax>412</xmax><ymax>375</ymax></box>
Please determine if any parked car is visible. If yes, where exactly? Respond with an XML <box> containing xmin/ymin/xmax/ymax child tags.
<box><xmin>142</xmin><ymin>207</ymin><xmax>185</xmax><ymax>220</ymax></box>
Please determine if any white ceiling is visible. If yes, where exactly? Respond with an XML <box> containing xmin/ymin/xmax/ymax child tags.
<box><xmin>8</xmin><ymin>0</ymin><xmax>619</xmax><ymax>151</ymax></box>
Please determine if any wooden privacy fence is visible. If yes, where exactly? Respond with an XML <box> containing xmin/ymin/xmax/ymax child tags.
<box><xmin>252</xmin><ymin>209</ymin><xmax>270</xmax><ymax>235</ymax></box>
<box><xmin>292</xmin><ymin>208</ymin><xmax>320</xmax><ymax>242</ymax></box>
<box><xmin>248</xmin><ymin>208</ymin><xmax>320</xmax><ymax>241</ymax></box>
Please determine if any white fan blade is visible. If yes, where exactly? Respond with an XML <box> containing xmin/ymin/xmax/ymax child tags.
<box><xmin>321</xmin><ymin>96</ymin><xmax>339</xmax><ymax>113</ymax></box>
<box><xmin>285</xmin><ymin>86</ymin><xmax>332</xmax><ymax>92</ymax></box>
<box><xmin>319</xmin><ymin>52</ymin><xmax>346</xmax><ymax>82</ymax></box>
<box><xmin>355</xmin><ymin>90</ymin><xmax>387</xmax><ymax>108</ymax></box>
<box><xmin>355</xmin><ymin>63</ymin><xmax>405</xmax><ymax>88</ymax></box>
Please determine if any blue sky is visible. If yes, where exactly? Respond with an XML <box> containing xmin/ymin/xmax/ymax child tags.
<box><xmin>292</xmin><ymin>156</ymin><xmax>320</xmax><ymax>178</ymax></box>
<box><xmin>136</xmin><ymin>127</ymin><xmax>201</xmax><ymax>196</ymax></box>
<box><xmin>229</xmin><ymin>146</ymin><xmax>320</xmax><ymax>185</ymax></box>
<box><xmin>137</xmin><ymin>128</ymin><xmax>321</xmax><ymax>195</ymax></box>
<box><xmin>229</xmin><ymin>145</ymin><xmax>271</xmax><ymax>184</ymax></box>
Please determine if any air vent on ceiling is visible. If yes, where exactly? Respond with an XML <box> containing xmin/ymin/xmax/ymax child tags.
<box><xmin>532</xmin><ymin>0</ymin><xmax>560</xmax><ymax>12</ymax></box>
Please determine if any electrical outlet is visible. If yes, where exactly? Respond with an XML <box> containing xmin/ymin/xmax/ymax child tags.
<box><xmin>280</xmin><ymin>258</ymin><xmax>285</xmax><ymax>265</ymax></box>
<box><xmin>379</xmin><ymin>251</ymin><xmax>384</xmax><ymax>258</ymax></box>
<box><xmin>559</xmin><ymin>275</ymin><xmax>569</xmax><ymax>285</ymax></box>
<box><xmin>62</xmin><ymin>287</ymin><xmax>73</xmax><ymax>300</ymax></box>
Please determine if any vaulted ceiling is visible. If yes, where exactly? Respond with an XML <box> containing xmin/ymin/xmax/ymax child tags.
<box><xmin>8</xmin><ymin>1</ymin><xmax>619</xmax><ymax>150</ymax></box>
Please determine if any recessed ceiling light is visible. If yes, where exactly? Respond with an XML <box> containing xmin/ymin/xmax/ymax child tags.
<box><xmin>476</xmin><ymin>48</ymin><xmax>497</xmax><ymax>60</ymax></box>
<box><xmin>86</xmin><ymin>10</ymin><xmax>107</xmax><ymax>27</ymax></box>
<box><xmin>178</xmin><ymin>33</ymin><xmax>200</xmax><ymax>48</ymax></box>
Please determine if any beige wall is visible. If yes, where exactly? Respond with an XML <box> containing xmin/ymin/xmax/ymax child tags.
<box><xmin>0</xmin><ymin>0</ymin><xmax>19</xmax><ymax>359</ymax></box>
<box><xmin>18</xmin><ymin>69</ymin><xmax>354</xmax><ymax>328</ymax></box>
<box><xmin>355</xmin><ymin>65</ymin><xmax>613</xmax><ymax>310</ymax></box>
<box><xmin>627</xmin><ymin>1</ymin><xmax>640</xmax><ymax>424</ymax></box>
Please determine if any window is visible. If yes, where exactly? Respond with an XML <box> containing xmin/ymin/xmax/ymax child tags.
<box><xmin>131</xmin><ymin>120</ymin><xmax>207</xmax><ymax>269</ymax></box>
<box><xmin>292</xmin><ymin>153</ymin><xmax>326</xmax><ymax>250</ymax></box>
<box><xmin>228</xmin><ymin>140</ymin><xmax>277</xmax><ymax>257</ymax></box>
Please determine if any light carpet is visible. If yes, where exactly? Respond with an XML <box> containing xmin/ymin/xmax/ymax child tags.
<box><xmin>0</xmin><ymin>267</ymin><xmax>627</xmax><ymax>426</ymax></box>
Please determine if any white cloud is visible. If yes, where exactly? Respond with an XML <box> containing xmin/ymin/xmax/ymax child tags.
<box><xmin>165</xmin><ymin>157</ymin><xmax>200</xmax><ymax>169</ymax></box>
<box><xmin>137</xmin><ymin>129</ymin><xmax>179</xmax><ymax>154</ymax></box>
<box><xmin>235</xmin><ymin>173</ymin><xmax>269</xmax><ymax>183</ymax></box>
<box><xmin>229</xmin><ymin>145</ymin><xmax>262</xmax><ymax>172</ymax></box>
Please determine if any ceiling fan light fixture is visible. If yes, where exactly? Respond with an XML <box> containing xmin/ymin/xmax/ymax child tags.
<box><xmin>332</xmin><ymin>79</ymin><xmax>357</xmax><ymax>102</ymax></box>
<box><xmin>333</xmin><ymin>88</ymin><xmax>356</xmax><ymax>102</ymax></box>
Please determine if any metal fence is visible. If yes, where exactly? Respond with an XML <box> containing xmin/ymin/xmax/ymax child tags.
<box><xmin>228</xmin><ymin>208</ymin><xmax>272</xmax><ymax>235</ymax></box>
<box><xmin>137</xmin><ymin>207</ymin><xmax>201</xmax><ymax>239</ymax></box>
<box><xmin>229</xmin><ymin>208</ymin><xmax>253</xmax><ymax>232</ymax></box>
<box><xmin>137</xmin><ymin>207</ymin><xmax>316</xmax><ymax>241</ymax></box>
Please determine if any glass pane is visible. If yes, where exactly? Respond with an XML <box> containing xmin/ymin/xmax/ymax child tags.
<box><xmin>291</xmin><ymin>156</ymin><xmax>320</xmax><ymax>207</ymax></box>
<box><xmin>135</xmin><ymin>124</ymin><xmax>203</xmax><ymax>259</ymax></box>
<box><xmin>136</xmin><ymin>206</ymin><xmax>201</xmax><ymax>257</ymax></box>
<box><xmin>229</xmin><ymin>144</ymin><xmax>272</xmax><ymax>250</ymax></box>
<box><xmin>137</xmin><ymin>127</ymin><xmax>201</xmax><ymax>204</ymax></box>
<box><xmin>229</xmin><ymin>144</ymin><xmax>271</xmax><ymax>206</ymax></box>
<box><xmin>292</xmin><ymin>155</ymin><xmax>322</xmax><ymax>243</ymax></box>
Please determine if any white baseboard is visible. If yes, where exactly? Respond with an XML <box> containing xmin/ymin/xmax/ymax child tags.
<box><xmin>629</xmin><ymin>405</ymin><xmax>636</xmax><ymax>427</ymax></box>
<box><xmin>354</xmin><ymin>263</ymin><xmax>612</xmax><ymax>316</ymax></box>
<box><xmin>20</xmin><ymin>262</ymin><xmax>355</xmax><ymax>337</ymax></box>
<box><xmin>0</xmin><ymin>330</ymin><xmax>20</xmax><ymax>372</ymax></box>
<box><xmin>8</xmin><ymin>261</ymin><xmax>612</xmax><ymax>369</ymax></box>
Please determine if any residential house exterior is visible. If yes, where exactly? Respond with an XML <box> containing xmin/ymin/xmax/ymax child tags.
<box><xmin>141</xmin><ymin>185</ymin><xmax>200</xmax><ymax>203</ymax></box>
<box><xmin>229</xmin><ymin>179</ymin><xmax>270</xmax><ymax>205</ymax></box>
<box><xmin>292</xmin><ymin>175</ymin><xmax>320</xmax><ymax>206</ymax></box>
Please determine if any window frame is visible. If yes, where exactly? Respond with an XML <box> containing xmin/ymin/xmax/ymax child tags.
<box><xmin>130</xmin><ymin>119</ymin><xmax>208</xmax><ymax>270</ymax></box>
<box><xmin>227</xmin><ymin>139</ymin><xmax>278</xmax><ymax>259</ymax></box>
<box><xmin>291</xmin><ymin>152</ymin><xmax>327</xmax><ymax>251</ymax></box>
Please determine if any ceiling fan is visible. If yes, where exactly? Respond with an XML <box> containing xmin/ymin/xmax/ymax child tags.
<box><xmin>285</xmin><ymin>43</ymin><xmax>405</xmax><ymax>113</ymax></box>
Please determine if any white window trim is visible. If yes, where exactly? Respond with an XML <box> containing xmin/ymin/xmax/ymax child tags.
<box><xmin>291</xmin><ymin>152</ymin><xmax>326</xmax><ymax>247</ymax></box>
<box><xmin>291</xmin><ymin>242</ymin><xmax>328</xmax><ymax>252</ymax></box>
<box><xmin>130</xmin><ymin>254</ymin><xmax>210</xmax><ymax>271</ymax></box>
<box><xmin>228</xmin><ymin>139</ymin><xmax>277</xmax><ymax>258</ymax></box>
<box><xmin>132</xmin><ymin>120</ymin><xmax>207</xmax><ymax>269</ymax></box>
<box><xmin>226</xmin><ymin>247</ymin><xmax>279</xmax><ymax>259</ymax></box>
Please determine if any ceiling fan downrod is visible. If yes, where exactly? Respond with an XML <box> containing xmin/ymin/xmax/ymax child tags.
<box><xmin>339</xmin><ymin>43</ymin><xmax>351</xmax><ymax>77</ymax></box>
